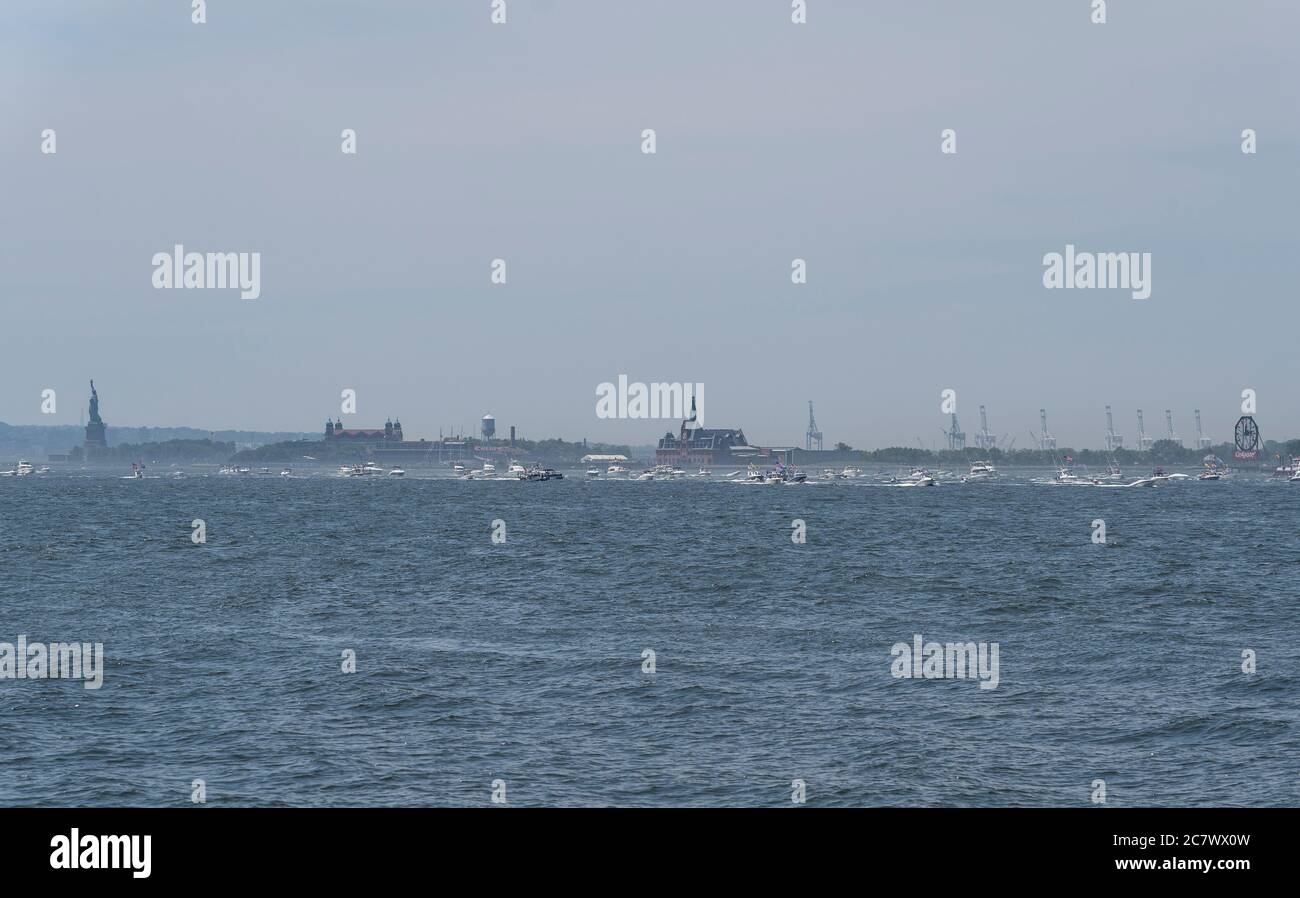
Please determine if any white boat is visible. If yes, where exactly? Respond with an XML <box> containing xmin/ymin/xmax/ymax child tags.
<box><xmin>634</xmin><ymin>471</ymin><xmax>655</xmax><ymax>481</ymax></box>
<box><xmin>900</xmin><ymin>468</ymin><xmax>936</xmax><ymax>486</ymax></box>
<box><xmin>507</xmin><ymin>461</ymin><xmax>526</xmax><ymax>476</ymax></box>
<box><xmin>36</xmin><ymin>466</ymin><xmax>51</xmax><ymax>475</ymax></box>
<box><xmin>388</xmin><ymin>467</ymin><xmax>405</xmax><ymax>477</ymax></box>
<box><xmin>466</xmin><ymin>462</ymin><xmax>497</xmax><ymax>480</ymax></box>
<box><xmin>280</xmin><ymin>469</ymin><xmax>294</xmax><ymax>477</ymax></box>
<box><xmin>586</xmin><ymin>468</ymin><xmax>601</xmax><ymax>477</ymax></box>
<box><xmin>968</xmin><ymin>461</ymin><xmax>997</xmax><ymax>478</ymax></box>
<box><xmin>607</xmin><ymin>464</ymin><xmax>629</xmax><ymax>476</ymax></box>
<box><xmin>362</xmin><ymin>462</ymin><xmax>385</xmax><ymax>475</ymax></box>
<box><xmin>122</xmin><ymin>463</ymin><xmax>144</xmax><ymax>480</ymax></box>
<box><xmin>694</xmin><ymin>468</ymin><xmax>712</xmax><ymax>477</ymax></box>
<box><xmin>16</xmin><ymin>460</ymin><xmax>35</xmax><ymax>476</ymax></box>
<box><xmin>1290</xmin><ymin>470</ymin><xmax>1300</xmax><ymax>483</ymax></box>
<box><xmin>1054</xmin><ymin>466</ymin><xmax>1081</xmax><ymax>484</ymax></box>
<box><xmin>452</xmin><ymin>463</ymin><xmax>467</xmax><ymax>476</ymax></box>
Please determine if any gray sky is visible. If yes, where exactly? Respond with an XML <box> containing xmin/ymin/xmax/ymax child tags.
<box><xmin>3</xmin><ymin>0</ymin><xmax>1297</xmax><ymax>449</ymax></box>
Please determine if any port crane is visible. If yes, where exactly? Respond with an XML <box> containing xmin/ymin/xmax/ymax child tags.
<box><xmin>1038</xmin><ymin>409</ymin><xmax>1056</xmax><ymax>451</ymax></box>
<box><xmin>1105</xmin><ymin>405</ymin><xmax>1124</xmax><ymax>451</ymax></box>
<box><xmin>1136</xmin><ymin>409</ymin><xmax>1154</xmax><ymax>450</ymax></box>
<box><xmin>974</xmin><ymin>405</ymin><xmax>997</xmax><ymax>450</ymax></box>
<box><xmin>942</xmin><ymin>412</ymin><xmax>966</xmax><ymax>451</ymax></box>
<box><xmin>1165</xmin><ymin>409</ymin><xmax>1181</xmax><ymax>447</ymax></box>
<box><xmin>805</xmin><ymin>401</ymin><xmax>823</xmax><ymax>451</ymax></box>
<box><xmin>1195</xmin><ymin>409</ymin><xmax>1211</xmax><ymax>449</ymax></box>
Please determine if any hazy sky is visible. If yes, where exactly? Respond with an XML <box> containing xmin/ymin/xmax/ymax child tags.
<box><xmin>3</xmin><ymin>1</ymin><xmax>1297</xmax><ymax>449</ymax></box>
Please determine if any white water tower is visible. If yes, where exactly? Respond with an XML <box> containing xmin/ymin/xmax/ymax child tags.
<box><xmin>481</xmin><ymin>414</ymin><xmax>496</xmax><ymax>441</ymax></box>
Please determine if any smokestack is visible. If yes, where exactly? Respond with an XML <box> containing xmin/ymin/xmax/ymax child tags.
<box><xmin>510</xmin><ymin>425</ymin><xmax>515</xmax><ymax>448</ymax></box>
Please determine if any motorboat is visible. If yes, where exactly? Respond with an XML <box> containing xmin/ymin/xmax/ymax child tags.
<box><xmin>634</xmin><ymin>470</ymin><xmax>655</xmax><ymax>481</ymax></box>
<box><xmin>586</xmin><ymin>468</ymin><xmax>601</xmax><ymax>477</ymax></box>
<box><xmin>840</xmin><ymin>466</ymin><xmax>862</xmax><ymax>479</ymax></box>
<box><xmin>521</xmin><ymin>465</ymin><xmax>563</xmax><ymax>481</ymax></box>
<box><xmin>388</xmin><ymin>467</ymin><xmax>405</xmax><ymax>477</ymax></box>
<box><xmin>16</xmin><ymin>460</ymin><xmax>35</xmax><ymax>476</ymax></box>
<box><xmin>607</xmin><ymin>464</ymin><xmax>629</xmax><ymax>476</ymax></box>
<box><xmin>122</xmin><ymin>463</ymin><xmax>144</xmax><ymax>480</ymax></box>
<box><xmin>968</xmin><ymin>461</ymin><xmax>997</xmax><ymax>478</ymax></box>
<box><xmin>888</xmin><ymin>468</ymin><xmax>935</xmax><ymax>487</ymax></box>
<box><xmin>507</xmin><ymin>461</ymin><xmax>527</xmax><ymax>476</ymax></box>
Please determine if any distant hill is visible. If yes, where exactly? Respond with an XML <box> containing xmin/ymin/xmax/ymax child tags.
<box><xmin>0</xmin><ymin>422</ymin><xmax>316</xmax><ymax>459</ymax></box>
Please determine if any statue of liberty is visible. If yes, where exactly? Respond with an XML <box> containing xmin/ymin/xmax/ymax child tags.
<box><xmin>85</xmin><ymin>379</ymin><xmax>108</xmax><ymax>449</ymax></box>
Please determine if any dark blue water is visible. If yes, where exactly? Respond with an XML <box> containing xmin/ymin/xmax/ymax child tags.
<box><xmin>2</xmin><ymin>471</ymin><xmax>1296</xmax><ymax>806</ymax></box>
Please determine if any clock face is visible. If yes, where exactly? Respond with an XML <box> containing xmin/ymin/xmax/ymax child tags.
<box><xmin>1235</xmin><ymin>416</ymin><xmax>1260</xmax><ymax>452</ymax></box>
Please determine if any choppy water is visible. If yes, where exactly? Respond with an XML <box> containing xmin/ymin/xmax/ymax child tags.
<box><xmin>1</xmin><ymin>469</ymin><xmax>1296</xmax><ymax>806</ymax></box>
